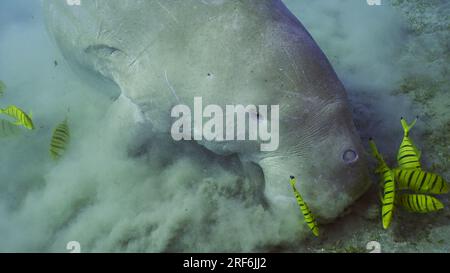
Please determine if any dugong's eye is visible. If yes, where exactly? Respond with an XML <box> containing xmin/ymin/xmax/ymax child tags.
<box><xmin>343</xmin><ymin>149</ymin><xmax>358</xmax><ymax>164</ymax></box>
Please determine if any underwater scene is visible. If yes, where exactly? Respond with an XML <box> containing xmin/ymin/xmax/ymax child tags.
<box><xmin>0</xmin><ymin>0</ymin><xmax>449</xmax><ymax>253</ymax></box>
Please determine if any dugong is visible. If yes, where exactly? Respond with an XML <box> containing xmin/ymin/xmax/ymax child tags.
<box><xmin>43</xmin><ymin>0</ymin><xmax>370</xmax><ymax>220</ymax></box>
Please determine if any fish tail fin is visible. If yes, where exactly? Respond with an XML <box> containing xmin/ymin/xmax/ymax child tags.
<box><xmin>369</xmin><ymin>138</ymin><xmax>381</xmax><ymax>159</ymax></box>
<box><xmin>400</xmin><ymin>116</ymin><xmax>418</xmax><ymax>137</ymax></box>
<box><xmin>369</xmin><ymin>138</ymin><xmax>387</xmax><ymax>168</ymax></box>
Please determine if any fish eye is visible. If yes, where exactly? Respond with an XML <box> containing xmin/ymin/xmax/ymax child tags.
<box><xmin>342</xmin><ymin>149</ymin><xmax>358</xmax><ymax>164</ymax></box>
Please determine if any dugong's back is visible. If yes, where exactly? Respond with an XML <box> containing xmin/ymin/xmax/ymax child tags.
<box><xmin>44</xmin><ymin>0</ymin><xmax>345</xmax><ymax>103</ymax></box>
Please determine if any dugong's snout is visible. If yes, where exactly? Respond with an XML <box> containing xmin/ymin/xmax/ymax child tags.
<box><xmin>258</xmin><ymin>118</ymin><xmax>370</xmax><ymax>221</ymax></box>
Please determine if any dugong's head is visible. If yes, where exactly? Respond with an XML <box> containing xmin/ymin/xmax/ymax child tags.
<box><xmin>44</xmin><ymin>0</ymin><xmax>370</xmax><ymax>221</ymax></box>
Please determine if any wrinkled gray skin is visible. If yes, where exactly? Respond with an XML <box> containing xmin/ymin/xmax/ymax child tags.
<box><xmin>44</xmin><ymin>0</ymin><xmax>369</xmax><ymax>221</ymax></box>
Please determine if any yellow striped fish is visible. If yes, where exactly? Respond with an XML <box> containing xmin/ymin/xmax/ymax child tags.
<box><xmin>0</xmin><ymin>80</ymin><xmax>5</xmax><ymax>97</ymax></box>
<box><xmin>50</xmin><ymin>118</ymin><xmax>70</xmax><ymax>159</ymax></box>
<box><xmin>289</xmin><ymin>176</ymin><xmax>319</xmax><ymax>237</ymax></box>
<box><xmin>369</xmin><ymin>139</ymin><xmax>395</xmax><ymax>229</ymax></box>
<box><xmin>392</xmin><ymin>168</ymin><xmax>448</xmax><ymax>194</ymax></box>
<box><xmin>397</xmin><ymin>117</ymin><xmax>421</xmax><ymax>169</ymax></box>
<box><xmin>397</xmin><ymin>194</ymin><xmax>444</xmax><ymax>213</ymax></box>
<box><xmin>0</xmin><ymin>105</ymin><xmax>34</xmax><ymax>130</ymax></box>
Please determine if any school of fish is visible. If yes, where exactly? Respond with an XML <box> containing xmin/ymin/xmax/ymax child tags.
<box><xmin>290</xmin><ymin>116</ymin><xmax>448</xmax><ymax>237</ymax></box>
<box><xmin>370</xmin><ymin>117</ymin><xmax>448</xmax><ymax>229</ymax></box>
<box><xmin>0</xmin><ymin>80</ymin><xmax>70</xmax><ymax>159</ymax></box>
